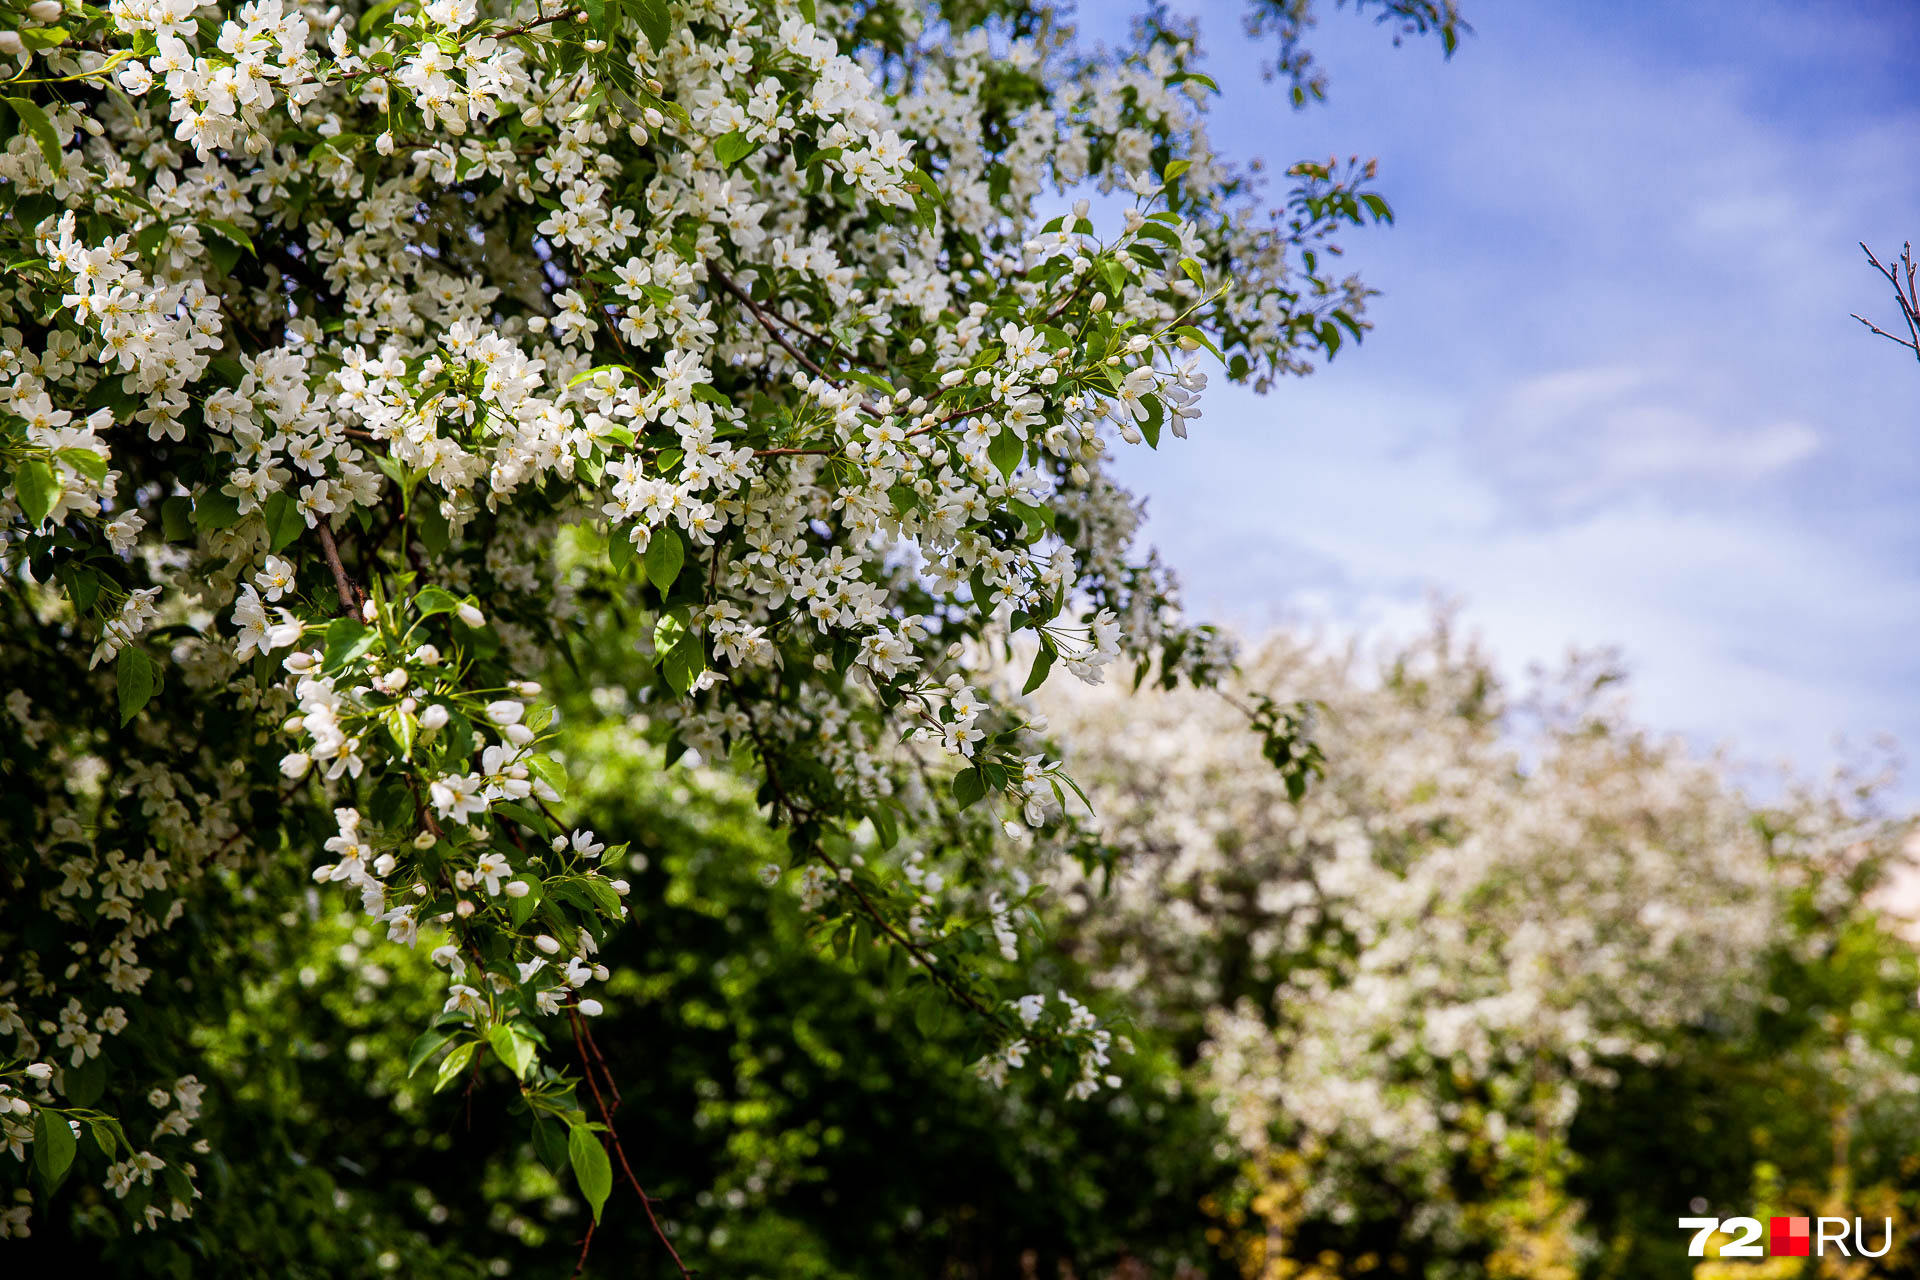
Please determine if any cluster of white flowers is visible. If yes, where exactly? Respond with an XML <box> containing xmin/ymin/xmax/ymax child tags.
<box><xmin>1038</xmin><ymin>617</ymin><xmax>1918</xmax><ymax>1253</ymax></box>
<box><xmin>0</xmin><ymin>0</ymin><xmax>1402</xmax><ymax>1242</ymax></box>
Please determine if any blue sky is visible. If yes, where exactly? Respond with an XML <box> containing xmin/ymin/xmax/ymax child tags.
<box><xmin>1085</xmin><ymin>0</ymin><xmax>1920</xmax><ymax>786</ymax></box>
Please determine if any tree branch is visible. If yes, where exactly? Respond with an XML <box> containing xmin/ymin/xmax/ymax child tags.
<box><xmin>313</xmin><ymin>521</ymin><xmax>364</xmax><ymax>614</ymax></box>
<box><xmin>568</xmin><ymin>1001</ymin><xmax>692</xmax><ymax>1278</ymax></box>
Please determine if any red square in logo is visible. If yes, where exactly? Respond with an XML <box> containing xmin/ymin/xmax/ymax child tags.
<box><xmin>1770</xmin><ymin>1217</ymin><xmax>1810</xmax><ymax>1257</ymax></box>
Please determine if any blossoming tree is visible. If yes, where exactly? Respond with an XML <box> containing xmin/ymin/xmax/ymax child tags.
<box><xmin>1038</xmin><ymin>620</ymin><xmax>1917</xmax><ymax>1275</ymax></box>
<box><xmin>0</xmin><ymin>0</ymin><xmax>1466</xmax><ymax>1258</ymax></box>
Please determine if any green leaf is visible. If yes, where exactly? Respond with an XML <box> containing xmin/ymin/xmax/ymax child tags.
<box><xmin>414</xmin><ymin>499</ymin><xmax>450</xmax><ymax>554</ymax></box>
<box><xmin>569</xmin><ymin>1123</ymin><xmax>613</xmax><ymax>1223</ymax></box>
<box><xmin>262</xmin><ymin>490</ymin><xmax>304</xmax><ymax>552</ymax></box>
<box><xmin>1140</xmin><ymin>394</ymin><xmax>1163</xmax><ymax>449</ymax></box>
<box><xmin>33</xmin><ymin>1109</ymin><xmax>76</xmax><ymax>1189</ymax></box>
<box><xmin>85</xmin><ymin>1117</ymin><xmax>119</xmax><ymax>1159</ymax></box>
<box><xmin>55</xmin><ymin>447</ymin><xmax>108</xmax><ymax>485</ymax></box>
<box><xmin>356</xmin><ymin>0</ymin><xmax>405</xmax><ymax>33</ymax></box>
<box><xmin>651</xmin><ymin>608</ymin><xmax>685</xmax><ymax>660</ymax></box>
<box><xmin>384</xmin><ymin>705</ymin><xmax>416</xmax><ymax>761</ymax></box>
<box><xmin>870</xmin><ymin>805</ymin><xmax>898</xmax><ymax>852</ymax></box>
<box><xmin>608</xmin><ymin>527</ymin><xmax>634</xmax><ymax>574</ymax></box>
<box><xmin>192</xmin><ymin>488</ymin><xmax>241</xmax><ymax>531</ymax></box>
<box><xmin>117</xmin><ymin>647</ymin><xmax>154</xmax><ymax>726</ymax></box>
<box><xmin>532</xmin><ymin>1114</ymin><xmax>570</xmax><ymax>1176</ymax></box>
<box><xmin>644</xmin><ymin>526</ymin><xmax>684</xmax><ymax>593</ymax></box>
<box><xmin>488</xmin><ymin>1023</ymin><xmax>536</xmax><ymax>1080</ymax></box>
<box><xmin>986</xmin><ymin>429</ymin><xmax>1023</xmax><ymax>479</ymax></box>
<box><xmin>413</xmin><ymin>586</ymin><xmax>462</xmax><ymax>618</ymax></box>
<box><xmin>432</xmin><ymin>1040</ymin><xmax>477</xmax><ymax>1093</ymax></box>
<box><xmin>632</xmin><ymin>0</ymin><xmax>672</xmax><ymax>52</ymax></box>
<box><xmin>713</xmin><ymin>129</ymin><xmax>757</xmax><ymax>171</ymax></box>
<box><xmin>1162</xmin><ymin>158</ymin><xmax>1191</xmax><ymax>183</ymax></box>
<box><xmin>323</xmin><ymin>617</ymin><xmax>377</xmax><ymax>672</ymax></box>
<box><xmin>4</xmin><ymin>97</ymin><xmax>61</xmax><ymax>171</ymax></box>
<box><xmin>1006</xmin><ymin>498</ymin><xmax>1052</xmax><ymax>542</ymax></box>
<box><xmin>160</xmin><ymin>495</ymin><xmax>193</xmax><ymax>542</ymax></box>
<box><xmin>1021</xmin><ymin>642</ymin><xmax>1056</xmax><ymax>695</ymax></box>
<box><xmin>913</xmin><ymin>991</ymin><xmax>946</xmax><ymax>1038</ymax></box>
<box><xmin>200</xmin><ymin>219</ymin><xmax>255</xmax><ymax>256</ymax></box>
<box><xmin>574</xmin><ymin>876</ymin><xmax>622</xmax><ymax>917</ymax></box>
<box><xmin>527</xmin><ymin>753</ymin><xmax>568</xmax><ymax>798</ymax></box>
<box><xmin>1173</xmin><ymin>324</ymin><xmax>1224</xmax><ymax>360</ymax></box>
<box><xmin>406</xmin><ymin>1027</ymin><xmax>455</xmax><ymax>1078</ymax></box>
<box><xmin>56</xmin><ymin>563</ymin><xmax>99</xmax><ymax>615</ymax></box>
<box><xmin>370</xmin><ymin>776</ymin><xmax>413</xmax><ymax>828</ymax></box>
<box><xmin>507</xmin><ymin>877</ymin><xmax>544</xmax><ymax>928</ymax></box>
<box><xmin>13</xmin><ymin>458</ymin><xmax>58</xmax><ymax>525</ymax></box>
<box><xmin>1166</xmin><ymin>70</ymin><xmax>1220</xmax><ymax>93</ymax></box>
<box><xmin>662</xmin><ymin>634</ymin><xmax>704</xmax><ymax>695</ymax></box>
<box><xmin>951</xmin><ymin>767</ymin><xmax>986</xmax><ymax>809</ymax></box>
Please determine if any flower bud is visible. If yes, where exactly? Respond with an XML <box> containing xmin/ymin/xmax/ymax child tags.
<box><xmin>504</xmin><ymin>879</ymin><xmax>530</xmax><ymax>898</ymax></box>
<box><xmin>577</xmin><ymin>998</ymin><xmax>604</xmax><ymax>1016</ymax></box>
<box><xmin>420</xmin><ymin>704</ymin><xmax>449</xmax><ymax>730</ymax></box>
<box><xmin>0</xmin><ymin>32</ymin><xmax>25</xmax><ymax>56</ymax></box>
<box><xmin>24</xmin><ymin>1063</ymin><xmax>51</xmax><ymax>1081</ymax></box>
<box><xmin>27</xmin><ymin>2</ymin><xmax>62</xmax><ymax>23</ymax></box>
<box><xmin>533</xmin><ymin>934</ymin><xmax>561</xmax><ymax>955</ymax></box>
<box><xmin>279</xmin><ymin>752</ymin><xmax>312</xmax><ymax>779</ymax></box>
<box><xmin>455</xmin><ymin>602</ymin><xmax>484</xmax><ymax>628</ymax></box>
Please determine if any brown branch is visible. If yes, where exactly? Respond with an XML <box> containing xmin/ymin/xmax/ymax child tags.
<box><xmin>576</xmin><ymin>1017</ymin><xmax>624</xmax><ymax>1111</ymax></box>
<box><xmin>568</xmin><ymin>1001</ymin><xmax>692</xmax><ymax>1278</ymax></box>
<box><xmin>723</xmin><ymin>685</ymin><xmax>996</xmax><ymax>1019</ymax></box>
<box><xmin>570</xmin><ymin>1215</ymin><xmax>596</xmax><ymax>1279</ymax></box>
<box><xmin>313</xmin><ymin>520</ymin><xmax>364</xmax><ymax>613</ymax></box>
<box><xmin>707</xmin><ymin>262</ymin><xmax>887</xmax><ymax>419</ymax></box>
<box><xmin>1854</xmin><ymin>241</ymin><xmax>1920</xmax><ymax>362</ymax></box>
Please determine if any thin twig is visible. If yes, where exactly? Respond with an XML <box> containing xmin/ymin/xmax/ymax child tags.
<box><xmin>568</xmin><ymin>1002</ymin><xmax>691</xmax><ymax>1277</ymax></box>
<box><xmin>570</xmin><ymin>1216</ymin><xmax>596</xmax><ymax>1279</ymax></box>
<box><xmin>1853</xmin><ymin>241</ymin><xmax>1920</xmax><ymax>361</ymax></box>
<box><xmin>724</xmin><ymin>685</ymin><xmax>996</xmax><ymax>1018</ymax></box>
<box><xmin>313</xmin><ymin>521</ymin><xmax>364</xmax><ymax>613</ymax></box>
<box><xmin>707</xmin><ymin>262</ymin><xmax>886</xmax><ymax>418</ymax></box>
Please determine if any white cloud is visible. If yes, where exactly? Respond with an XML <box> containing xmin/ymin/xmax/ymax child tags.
<box><xmin>1464</xmin><ymin>363</ymin><xmax>1821</xmax><ymax>517</ymax></box>
<box><xmin>1103</xmin><ymin>0</ymin><xmax>1920</xmax><ymax>785</ymax></box>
